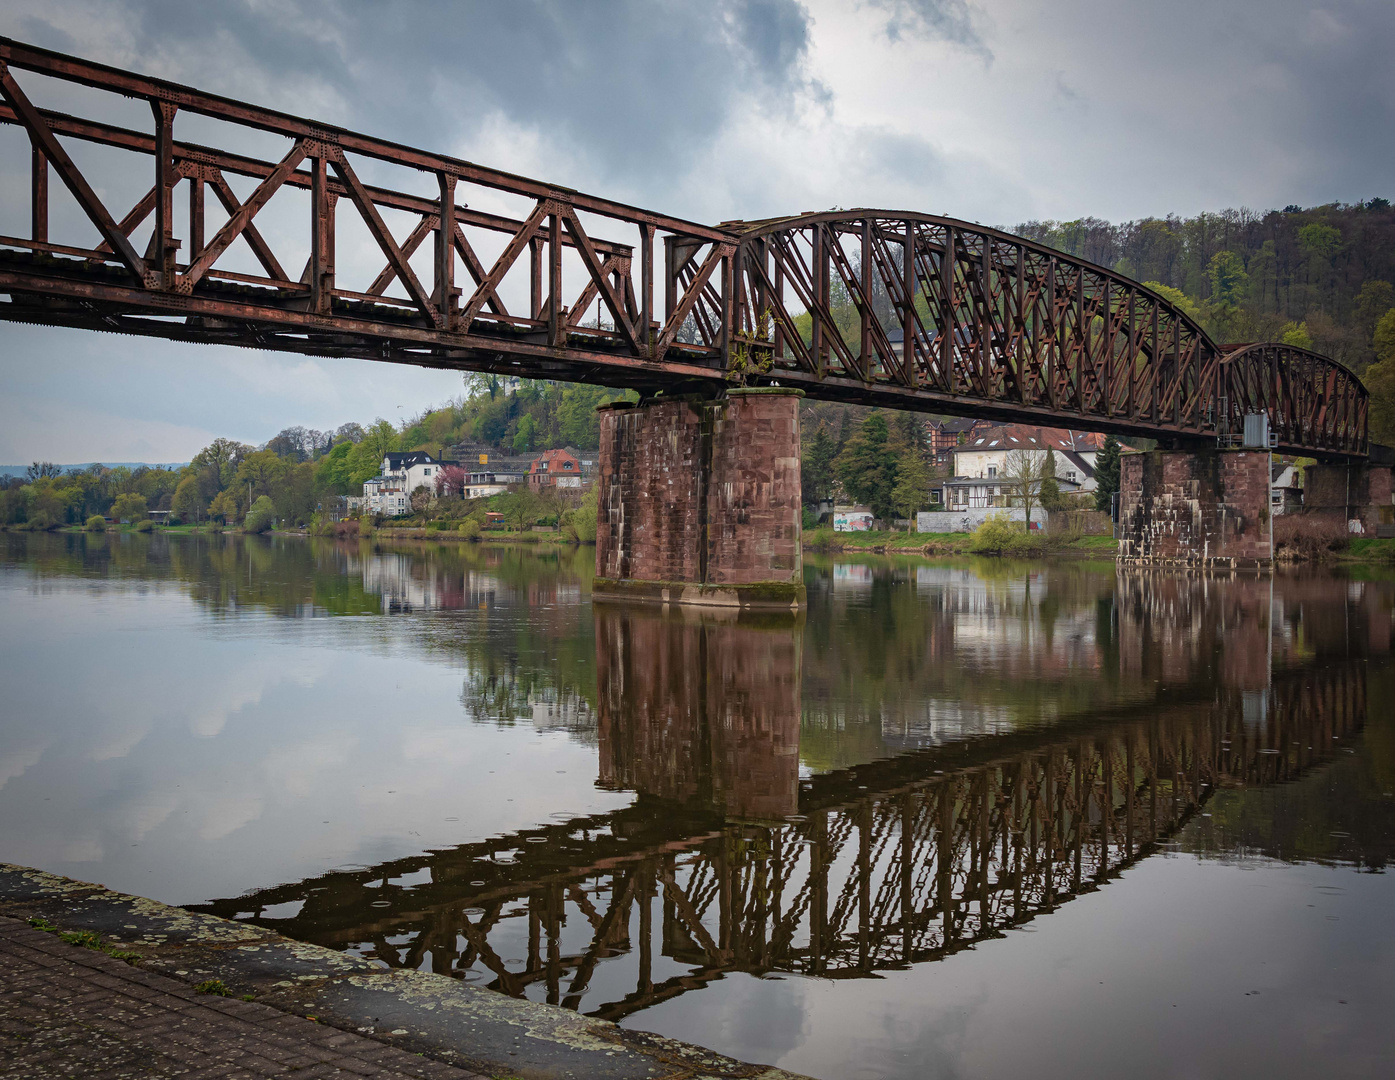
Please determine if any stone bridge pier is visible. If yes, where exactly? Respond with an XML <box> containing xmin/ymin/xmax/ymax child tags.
<box><xmin>1118</xmin><ymin>448</ymin><xmax>1272</xmax><ymax>569</ymax></box>
<box><xmin>594</xmin><ymin>388</ymin><xmax>805</xmax><ymax>609</ymax></box>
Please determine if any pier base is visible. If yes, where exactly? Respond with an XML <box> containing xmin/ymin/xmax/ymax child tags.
<box><xmin>1301</xmin><ymin>461</ymin><xmax>1395</xmax><ymax>536</ymax></box>
<box><xmin>594</xmin><ymin>388</ymin><xmax>805</xmax><ymax>609</ymax></box>
<box><xmin>1118</xmin><ymin>448</ymin><xmax>1272</xmax><ymax>569</ymax></box>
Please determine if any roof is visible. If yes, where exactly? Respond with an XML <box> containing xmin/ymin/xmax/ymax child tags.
<box><xmin>963</xmin><ymin>423</ymin><xmax>1111</xmax><ymax>453</ymax></box>
<box><xmin>383</xmin><ymin>450</ymin><xmax>441</xmax><ymax>468</ymax></box>
<box><xmin>944</xmin><ymin>475</ymin><xmax>1084</xmax><ymax>491</ymax></box>
<box><xmin>931</xmin><ymin>417</ymin><xmax>987</xmax><ymax>434</ymax></box>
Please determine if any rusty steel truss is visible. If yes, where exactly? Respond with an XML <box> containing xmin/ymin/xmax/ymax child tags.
<box><xmin>0</xmin><ymin>37</ymin><xmax>1369</xmax><ymax>457</ymax></box>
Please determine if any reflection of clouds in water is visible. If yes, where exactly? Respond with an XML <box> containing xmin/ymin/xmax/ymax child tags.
<box><xmin>195</xmin><ymin>791</ymin><xmax>266</xmax><ymax>843</ymax></box>
<box><xmin>88</xmin><ymin>716</ymin><xmax>154</xmax><ymax>762</ymax></box>
<box><xmin>261</xmin><ymin>736</ymin><xmax>356</xmax><ymax>801</ymax></box>
<box><xmin>191</xmin><ymin>655</ymin><xmax>334</xmax><ymax>738</ymax></box>
<box><xmin>0</xmin><ymin>744</ymin><xmax>46</xmax><ymax>792</ymax></box>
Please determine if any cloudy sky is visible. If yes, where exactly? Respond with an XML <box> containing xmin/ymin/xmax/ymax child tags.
<box><xmin>1</xmin><ymin>0</ymin><xmax>1391</xmax><ymax>463</ymax></box>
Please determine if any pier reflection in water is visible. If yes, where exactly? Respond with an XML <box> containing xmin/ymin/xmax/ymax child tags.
<box><xmin>198</xmin><ymin>570</ymin><xmax>1389</xmax><ymax>1022</ymax></box>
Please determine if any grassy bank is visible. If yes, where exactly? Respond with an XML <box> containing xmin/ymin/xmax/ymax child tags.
<box><xmin>803</xmin><ymin>527</ymin><xmax>1117</xmax><ymax>558</ymax></box>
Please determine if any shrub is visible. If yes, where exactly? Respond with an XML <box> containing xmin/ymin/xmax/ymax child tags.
<box><xmin>802</xmin><ymin>508</ymin><xmax>820</xmax><ymax>531</ymax></box>
<box><xmin>458</xmin><ymin>519</ymin><xmax>482</xmax><ymax>540</ymax></box>
<box><xmin>571</xmin><ymin>488</ymin><xmax>598</xmax><ymax>544</ymax></box>
<box><xmin>1274</xmin><ymin>513</ymin><xmax>1347</xmax><ymax>560</ymax></box>
<box><xmin>85</xmin><ymin>515</ymin><xmax>107</xmax><ymax>532</ymax></box>
<box><xmin>135</xmin><ymin>519</ymin><xmax>156</xmax><ymax>533</ymax></box>
<box><xmin>333</xmin><ymin>518</ymin><xmax>361</xmax><ymax>539</ymax></box>
<box><xmin>515</xmin><ymin>530</ymin><xmax>541</xmax><ymax>543</ymax></box>
<box><xmin>968</xmin><ymin>514</ymin><xmax>1038</xmax><ymax>555</ymax></box>
<box><xmin>209</xmin><ymin>521</ymin><xmax>225</xmax><ymax>534</ymax></box>
<box><xmin>805</xmin><ymin>526</ymin><xmax>838</xmax><ymax>551</ymax></box>
<box><xmin>244</xmin><ymin>495</ymin><xmax>276</xmax><ymax>534</ymax></box>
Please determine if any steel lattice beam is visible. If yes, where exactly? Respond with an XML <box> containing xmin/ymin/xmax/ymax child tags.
<box><xmin>0</xmin><ymin>37</ymin><xmax>1370</xmax><ymax>457</ymax></box>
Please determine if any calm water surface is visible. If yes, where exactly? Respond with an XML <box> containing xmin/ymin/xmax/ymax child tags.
<box><xmin>2</xmin><ymin>533</ymin><xmax>1393</xmax><ymax>1079</ymax></box>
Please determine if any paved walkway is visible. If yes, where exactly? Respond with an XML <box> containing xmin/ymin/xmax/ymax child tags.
<box><xmin>0</xmin><ymin>917</ymin><xmax>484</xmax><ymax>1079</ymax></box>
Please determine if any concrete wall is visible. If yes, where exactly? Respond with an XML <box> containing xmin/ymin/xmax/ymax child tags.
<box><xmin>917</xmin><ymin>507</ymin><xmax>1046</xmax><ymax>533</ymax></box>
<box><xmin>595</xmin><ymin>389</ymin><xmax>803</xmax><ymax>602</ymax></box>
<box><xmin>1117</xmin><ymin>449</ymin><xmax>1271</xmax><ymax>569</ymax></box>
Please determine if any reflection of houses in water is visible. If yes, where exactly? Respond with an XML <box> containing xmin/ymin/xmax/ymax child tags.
<box><xmin>913</xmin><ymin>565</ymin><xmax>1101</xmax><ymax>675</ymax></box>
<box><xmin>359</xmin><ymin>553</ymin><xmax>501</xmax><ymax>612</ymax></box>
<box><xmin>528</xmin><ymin>688</ymin><xmax>596</xmax><ymax>738</ymax></box>
<box><xmin>878</xmin><ymin>700</ymin><xmax>1018</xmax><ymax>752</ymax></box>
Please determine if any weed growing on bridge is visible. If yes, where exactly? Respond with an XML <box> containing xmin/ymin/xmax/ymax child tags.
<box><xmin>194</xmin><ymin>978</ymin><xmax>234</xmax><ymax>996</ymax></box>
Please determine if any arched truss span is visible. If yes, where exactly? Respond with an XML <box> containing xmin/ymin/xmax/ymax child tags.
<box><xmin>676</xmin><ymin>211</ymin><xmax>1366</xmax><ymax>455</ymax></box>
<box><xmin>1221</xmin><ymin>343</ymin><xmax>1367</xmax><ymax>456</ymax></box>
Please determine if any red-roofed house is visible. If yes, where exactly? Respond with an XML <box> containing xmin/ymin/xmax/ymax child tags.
<box><xmin>528</xmin><ymin>448</ymin><xmax>585</xmax><ymax>489</ymax></box>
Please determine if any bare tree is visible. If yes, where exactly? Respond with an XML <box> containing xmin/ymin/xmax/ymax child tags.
<box><xmin>1002</xmin><ymin>449</ymin><xmax>1048</xmax><ymax>529</ymax></box>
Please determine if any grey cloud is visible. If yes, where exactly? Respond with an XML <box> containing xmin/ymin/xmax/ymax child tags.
<box><xmin>862</xmin><ymin>0</ymin><xmax>990</xmax><ymax>59</ymax></box>
<box><xmin>7</xmin><ymin>0</ymin><xmax>825</xmax><ymax>201</ymax></box>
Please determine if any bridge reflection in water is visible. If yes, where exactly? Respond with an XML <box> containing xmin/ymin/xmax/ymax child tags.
<box><xmin>198</xmin><ymin>571</ymin><xmax>1384</xmax><ymax>1021</ymax></box>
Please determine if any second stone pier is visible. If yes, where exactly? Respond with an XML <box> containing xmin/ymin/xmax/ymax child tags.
<box><xmin>594</xmin><ymin>388</ymin><xmax>805</xmax><ymax>609</ymax></box>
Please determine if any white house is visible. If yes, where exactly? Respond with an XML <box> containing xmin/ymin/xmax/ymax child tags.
<box><xmin>381</xmin><ymin>451</ymin><xmax>443</xmax><ymax>495</ymax></box>
<box><xmin>952</xmin><ymin>425</ymin><xmax>1114</xmax><ymax>495</ymax></box>
<box><xmin>350</xmin><ymin>451</ymin><xmax>444</xmax><ymax>517</ymax></box>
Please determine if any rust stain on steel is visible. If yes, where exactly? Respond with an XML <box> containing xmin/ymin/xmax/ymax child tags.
<box><xmin>0</xmin><ymin>36</ymin><xmax>1369</xmax><ymax>458</ymax></box>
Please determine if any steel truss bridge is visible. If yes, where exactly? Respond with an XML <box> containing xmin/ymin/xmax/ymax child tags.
<box><xmin>196</xmin><ymin>660</ymin><xmax>1368</xmax><ymax>1021</ymax></box>
<box><xmin>0</xmin><ymin>38</ymin><xmax>1369</xmax><ymax>458</ymax></box>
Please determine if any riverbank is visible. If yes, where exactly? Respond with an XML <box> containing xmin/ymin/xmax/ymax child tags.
<box><xmin>0</xmin><ymin>864</ymin><xmax>806</xmax><ymax>1080</ymax></box>
<box><xmin>803</xmin><ymin>528</ymin><xmax>1119</xmax><ymax>559</ymax></box>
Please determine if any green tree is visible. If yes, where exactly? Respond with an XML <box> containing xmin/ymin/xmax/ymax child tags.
<box><xmin>1094</xmin><ymin>435</ymin><xmax>1121</xmax><ymax>513</ymax></box>
<box><xmin>1355</xmin><ymin>281</ymin><xmax>1394</xmax><ymax>340</ymax></box>
<box><xmin>513</xmin><ymin>413</ymin><xmax>537</xmax><ymax>453</ymax></box>
<box><xmin>235</xmin><ymin>449</ymin><xmax>288</xmax><ymax>497</ymax></box>
<box><xmin>244</xmin><ymin>494</ymin><xmax>276</xmax><ymax>533</ymax></box>
<box><xmin>802</xmin><ymin>425</ymin><xmax>835</xmax><ymax>507</ymax></box>
<box><xmin>1364</xmin><ymin>357</ymin><xmax>1395</xmax><ymax>446</ymax></box>
<box><xmin>1281</xmin><ymin>321</ymin><xmax>1313</xmax><ymax>349</ymax></box>
<box><xmin>889</xmin><ymin>445</ymin><xmax>930</xmax><ymax>529</ymax></box>
<box><xmin>835</xmin><ymin>413</ymin><xmax>898</xmax><ymax>521</ymax></box>
<box><xmin>1040</xmin><ymin>448</ymin><xmax>1065</xmax><ymax>510</ymax></box>
<box><xmin>208</xmin><ymin>489</ymin><xmax>241</xmax><ymax>523</ymax></box>
<box><xmin>570</xmin><ymin>486</ymin><xmax>598</xmax><ymax>543</ymax></box>
<box><xmin>1206</xmin><ymin>250</ymin><xmax>1248</xmax><ymax>307</ymax></box>
<box><xmin>172</xmin><ymin>476</ymin><xmax>205</xmax><ymax>522</ymax></box>
<box><xmin>110</xmin><ymin>492</ymin><xmax>148</xmax><ymax>523</ymax></box>
<box><xmin>1375</xmin><ymin>309</ymin><xmax>1395</xmax><ymax>365</ymax></box>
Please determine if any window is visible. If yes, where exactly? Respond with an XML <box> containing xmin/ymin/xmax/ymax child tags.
<box><xmin>1066</xmin><ymin>470</ymin><xmax>1077</xmax><ymax>483</ymax></box>
<box><xmin>987</xmin><ymin>466</ymin><xmax>998</xmax><ymax>478</ymax></box>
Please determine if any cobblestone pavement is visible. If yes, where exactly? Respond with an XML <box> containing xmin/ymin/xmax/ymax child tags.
<box><xmin>0</xmin><ymin>917</ymin><xmax>485</xmax><ymax>1079</ymax></box>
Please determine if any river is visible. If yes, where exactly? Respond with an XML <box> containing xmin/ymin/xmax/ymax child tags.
<box><xmin>1</xmin><ymin>532</ymin><xmax>1392</xmax><ymax>1079</ymax></box>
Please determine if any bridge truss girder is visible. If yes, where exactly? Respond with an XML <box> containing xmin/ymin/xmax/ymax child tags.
<box><xmin>0</xmin><ymin>37</ymin><xmax>1369</xmax><ymax>458</ymax></box>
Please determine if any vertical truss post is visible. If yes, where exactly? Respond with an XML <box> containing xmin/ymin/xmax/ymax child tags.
<box><xmin>547</xmin><ymin>209</ymin><xmax>563</xmax><ymax>346</ymax></box>
<box><xmin>640</xmin><ymin>223</ymin><xmax>654</xmax><ymax>354</ymax></box>
<box><xmin>860</xmin><ymin>218</ymin><xmax>872</xmax><ymax>378</ymax></box>
<box><xmin>940</xmin><ymin>229</ymin><xmax>955</xmax><ymax>392</ymax></box>
<box><xmin>772</xmin><ymin>237</ymin><xmax>785</xmax><ymax>361</ymax></box>
<box><xmin>1046</xmin><ymin>258</ymin><xmax>1057</xmax><ymax>411</ymax></box>
<box><xmin>811</xmin><ymin>222</ymin><xmax>825</xmax><ymax>378</ymax></box>
<box><xmin>902</xmin><ymin>221</ymin><xmax>915</xmax><ymax>386</ymax></box>
<box><xmin>435</xmin><ymin>172</ymin><xmax>457</xmax><ymax>329</ymax></box>
<box><xmin>309</xmin><ymin>154</ymin><xmax>334</xmax><ymax>314</ymax></box>
<box><xmin>529</xmin><ymin>236</ymin><xmax>543</xmax><ymax>321</ymax></box>
<box><xmin>188</xmin><ymin>174</ymin><xmax>205</xmax><ymax>258</ymax></box>
<box><xmin>30</xmin><ymin>143</ymin><xmax>47</xmax><ymax>243</ymax></box>
<box><xmin>719</xmin><ymin>249</ymin><xmax>731</xmax><ymax>370</ymax></box>
<box><xmin>858</xmin><ymin>801</ymin><xmax>871</xmax><ymax>970</ymax></box>
<box><xmin>150</xmin><ymin>100</ymin><xmax>178</xmax><ymax>287</ymax></box>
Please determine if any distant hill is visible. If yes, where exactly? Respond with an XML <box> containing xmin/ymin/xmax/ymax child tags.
<box><xmin>0</xmin><ymin>462</ymin><xmax>188</xmax><ymax>478</ymax></box>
